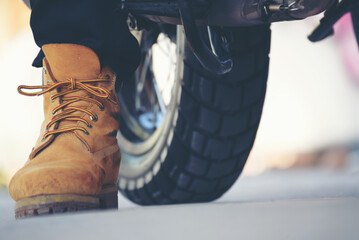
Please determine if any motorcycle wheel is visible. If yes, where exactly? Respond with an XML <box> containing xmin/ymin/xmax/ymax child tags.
<box><xmin>117</xmin><ymin>24</ymin><xmax>271</xmax><ymax>205</ymax></box>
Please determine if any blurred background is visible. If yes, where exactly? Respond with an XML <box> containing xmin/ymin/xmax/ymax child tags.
<box><xmin>0</xmin><ymin>0</ymin><xmax>358</xmax><ymax>189</ymax></box>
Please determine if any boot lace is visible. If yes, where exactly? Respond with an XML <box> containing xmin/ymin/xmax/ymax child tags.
<box><xmin>18</xmin><ymin>77</ymin><xmax>117</xmax><ymax>140</ymax></box>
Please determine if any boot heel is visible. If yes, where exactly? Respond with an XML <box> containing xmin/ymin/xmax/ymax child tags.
<box><xmin>98</xmin><ymin>184</ymin><xmax>118</xmax><ymax>209</ymax></box>
<box><xmin>15</xmin><ymin>194</ymin><xmax>99</xmax><ymax>219</ymax></box>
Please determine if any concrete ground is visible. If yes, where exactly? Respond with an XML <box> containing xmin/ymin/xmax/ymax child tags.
<box><xmin>1</xmin><ymin>170</ymin><xmax>358</xmax><ymax>240</ymax></box>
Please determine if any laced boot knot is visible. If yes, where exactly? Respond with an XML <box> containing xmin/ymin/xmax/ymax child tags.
<box><xmin>18</xmin><ymin>77</ymin><xmax>118</xmax><ymax>140</ymax></box>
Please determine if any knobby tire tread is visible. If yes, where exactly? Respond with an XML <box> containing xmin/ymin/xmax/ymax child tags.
<box><xmin>121</xmin><ymin>25</ymin><xmax>271</xmax><ymax>205</ymax></box>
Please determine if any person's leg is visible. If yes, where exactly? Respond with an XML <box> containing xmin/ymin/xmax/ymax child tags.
<box><xmin>30</xmin><ymin>0</ymin><xmax>140</xmax><ymax>82</ymax></box>
<box><xmin>9</xmin><ymin>0</ymin><xmax>140</xmax><ymax>218</ymax></box>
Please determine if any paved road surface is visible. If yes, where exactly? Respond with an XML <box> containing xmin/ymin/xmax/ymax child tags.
<box><xmin>1</xmin><ymin>170</ymin><xmax>358</xmax><ymax>240</ymax></box>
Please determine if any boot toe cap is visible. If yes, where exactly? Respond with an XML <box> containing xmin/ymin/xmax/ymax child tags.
<box><xmin>9</xmin><ymin>160</ymin><xmax>105</xmax><ymax>201</ymax></box>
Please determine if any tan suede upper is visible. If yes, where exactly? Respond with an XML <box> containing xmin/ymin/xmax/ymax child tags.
<box><xmin>9</xmin><ymin>44</ymin><xmax>121</xmax><ymax>201</ymax></box>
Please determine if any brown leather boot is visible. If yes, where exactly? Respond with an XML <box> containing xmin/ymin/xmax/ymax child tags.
<box><xmin>9</xmin><ymin>44</ymin><xmax>122</xmax><ymax>218</ymax></box>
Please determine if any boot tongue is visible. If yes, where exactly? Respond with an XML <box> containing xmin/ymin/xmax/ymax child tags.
<box><xmin>42</xmin><ymin>44</ymin><xmax>101</xmax><ymax>81</ymax></box>
<box><xmin>42</xmin><ymin>44</ymin><xmax>102</xmax><ymax>129</ymax></box>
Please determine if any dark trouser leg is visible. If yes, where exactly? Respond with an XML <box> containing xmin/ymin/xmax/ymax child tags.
<box><xmin>29</xmin><ymin>0</ymin><xmax>140</xmax><ymax>83</ymax></box>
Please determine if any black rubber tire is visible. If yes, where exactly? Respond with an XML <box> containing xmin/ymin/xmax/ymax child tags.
<box><xmin>121</xmin><ymin>24</ymin><xmax>271</xmax><ymax>205</ymax></box>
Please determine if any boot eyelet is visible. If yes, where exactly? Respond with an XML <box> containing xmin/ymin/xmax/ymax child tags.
<box><xmin>99</xmin><ymin>105</ymin><xmax>105</xmax><ymax>111</ymax></box>
<box><xmin>84</xmin><ymin>131</ymin><xmax>90</xmax><ymax>135</ymax></box>
<box><xmin>87</xmin><ymin>124</ymin><xmax>93</xmax><ymax>129</ymax></box>
<box><xmin>90</xmin><ymin>115</ymin><xmax>98</xmax><ymax>122</ymax></box>
<box><xmin>105</xmin><ymin>75</ymin><xmax>111</xmax><ymax>80</ymax></box>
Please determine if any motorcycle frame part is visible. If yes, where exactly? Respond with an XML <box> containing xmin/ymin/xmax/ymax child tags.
<box><xmin>178</xmin><ymin>0</ymin><xmax>233</xmax><ymax>75</ymax></box>
<box><xmin>23</xmin><ymin>0</ymin><xmax>339</xmax><ymax>26</ymax></box>
<box><xmin>120</xmin><ymin>0</ymin><xmax>336</xmax><ymax>74</ymax></box>
<box><xmin>119</xmin><ymin>0</ymin><xmax>337</xmax><ymax>26</ymax></box>
<box><xmin>308</xmin><ymin>0</ymin><xmax>359</xmax><ymax>42</ymax></box>
<box><xmin>127</xmin><ymin>3</ymin><xmax>234</xmax><ymax>75</ymax></box>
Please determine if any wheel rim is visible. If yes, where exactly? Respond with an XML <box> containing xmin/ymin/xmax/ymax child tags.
<box><xmin>117</xmin><ymin>26</ymin><xmax>185</xmax><ymax>180</ymax></box>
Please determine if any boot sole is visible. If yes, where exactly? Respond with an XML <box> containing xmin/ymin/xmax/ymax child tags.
<box><xmin>14</xmin><ymin>185</ymin><xmax>118</xmax><ymax>219</ymax></box>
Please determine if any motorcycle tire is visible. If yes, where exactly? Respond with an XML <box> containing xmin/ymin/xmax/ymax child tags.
<box><xmin>117</xmin><ymin>24</ymin><xmax>271</xmax><ymax>205</ymax></box>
